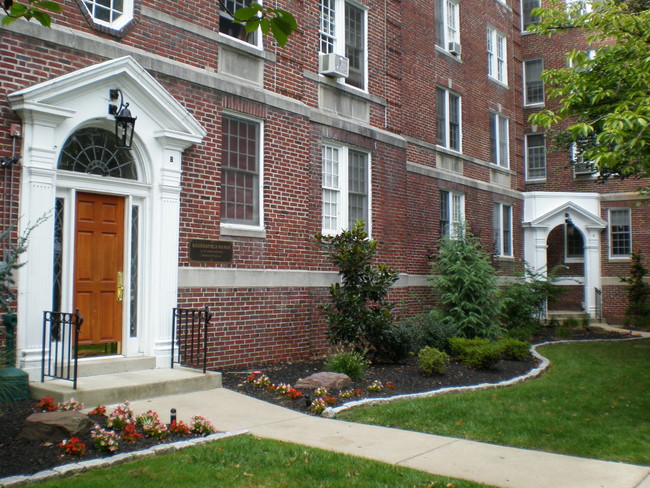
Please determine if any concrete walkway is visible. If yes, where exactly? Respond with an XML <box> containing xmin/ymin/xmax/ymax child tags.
<box><xmin>124</xmin><ymin>387</ymin><xmax>650</xmax><ymax>488</ymax></box>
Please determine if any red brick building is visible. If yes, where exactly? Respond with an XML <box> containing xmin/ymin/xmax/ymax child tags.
<box><xmin>0</xmin><ymin>0</ymin><xmax>646</xmax><ymax>377</ymax></box>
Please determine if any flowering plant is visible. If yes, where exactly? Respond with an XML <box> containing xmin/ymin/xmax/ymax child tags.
<box><xmin>169</xmin><ymin>420</ymin><xmax>191</xmax><ymax>435</ymax></box>
<box><xmin>88</xmin><ymin>405</ymin><xmax>107</xmax><ymax>416</ymax></box>
<box><xmin>253</xmin><ymin>374</ymin><xmax>271</xmax><ymax>388</ymax></box>
<box><xmin>106</xmin><ymin>401</ymin><xmax>135</xmax><ymax>430</ymax></box>
<box><xmin>313</xmin><ymin>387</ymin><xmax>327</xmax><ymax>397</ymax></box>
<box><xmin>36</xmin><ymin>396</ymin><xmax>58</xmax><ymax>412</ymax></box>
<box><xmin>385</xmin><ymin>381</ymin><xmax>396</xmax><ymax>390</ymax></box>
<box><xmin>246</xmin><ymin>370</ymin><xmax>263</xmax><ymax>383</ymax></box>
<box><xmin>59</xmin><ymin>398</ymin><xmax>84</xmax><ymax>411</ymax></box>
<box><xmin>58</xmin><ymin>437</ymin><xmax>86</xmax><ymax>457</ymax></box>
<box><xmin>121</xmin><ymin>424</ymin><xmax>143</xmax><ymax>444</ymax></box>
<box><xmin>275</xmin><ymin>383</ymin><xmax>292</xmax><ymax>396</ymax></box>
<box><xmin>287</xmin><ymin>387</ymin><xmax>303</xmax><ymax>400</ymax></box>
<box><xmin>323</xmin><ymin>396</ymin><xmax>338</xmax><ymax>406</ymax></box>
<box><xmin>309</xmin><ymin>398</ymin><xmax>327</xmax><ymax>414</ymax></box>
<box><xmin>137</xmin><ymin>410</ymin><xmax>169</xmax><ymax>439</ymax></box>
<box><xmin>367</xmin><ymin>380</ymin><xmax>384</xmax><ymax>392</ymax></box>
<box><xmin>190</xmin><ymin>415</ymin><xmax>216</xmax><ymax>435</ymax></box>
<box><xmin>91</xmin><ymin>426</ymin><xmax>120</xmax><ymax>453</ymax></box>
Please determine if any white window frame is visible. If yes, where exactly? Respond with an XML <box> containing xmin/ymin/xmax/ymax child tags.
<box><xmin>319</xmin><ymin>0</ymin><xmax>368</xmax><ymax>91</ymax></box>
<box><xmin>81</xmin><ymin>0</ymin><xmax>134</xmax><ymax>30</ymax></box>
<box><xmin>571</xmin><ymin>142</ymin><xmax>597</xmax><ymax>178</ymax></box>
<box><xmin>321</xmin><ymin>144</ymin><xmax>371</xmax><ymax>235</ymax></box>
<box><xmin>435</xmin><ymin>0</ymin><xmax>460</xmax><ymax>54</ymax></box>
<box><xmin>521</xmin><ymin>0</ymin><xmax>540</xmax><ymax>30</ymax></box>
<box><xmin>566</xmin><ymin>0</ymin><xmax>592</xmax><ymax>17</ymax></box>
<box><xmin>220</xmin><ymin>113</ymin><xmax>265</xmax><ymax>232</ymax></box>
<box><xmin>525</xmin><ymin>133</ymin><xmax>546</xmax><ymax>181</ymax></box>
<box><xmin>440</xmin><ymin>190</ymin><xmax>465</xmax><ymax>239</ymax></box>
<box><xmin>219</xmin><ymin>0</ymin><xmax>262</xmax><ymax>48</ymax></box>
<box><xmin>493</xmin><ymin>202</ymin><xmax>513</xmax><ymax>257</ymax></box>
<box><xmin>523</xmin><ymin>59</ymin><xmax>544</xmax><ymax>106</ymax></box>
<box><xmin>609</xmin><ymin>208</ymin><xmax>632</xmax><ymax>259</ymax></box>
<box><xmin>436</xmin><ymin>87</ymin><xmax>462</xmax><ymax>153</ymax></box>
<box><xmin>487</xmin><ymin>26</ymin><xmax>508</xmax><ymax>85</ymax></box>
<box><xmin>564</xmin><ymin>223</ymin><xmax>584</xmax><ymax>263</ymax></box>
<box><xmin>490</xmin><ymin>112</ymin><xmax>509</xmax><ymax>168</ymax></box>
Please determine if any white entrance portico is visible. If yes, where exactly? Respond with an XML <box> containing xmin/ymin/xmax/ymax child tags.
<box><xmin>523</xmin><ymin>192</ymin><xmax>607</xmax><ymax>318</ymax></box>
<box><xmin>8</xmin><ymin>56</ymin><xmax>206</xmax><ymax>379</ymax></box>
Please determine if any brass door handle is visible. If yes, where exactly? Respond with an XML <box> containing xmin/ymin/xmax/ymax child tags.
<box><xmin>117</xmin><ymin>271</ymin><xmax>124</xmax><ymax>302</ymax></box>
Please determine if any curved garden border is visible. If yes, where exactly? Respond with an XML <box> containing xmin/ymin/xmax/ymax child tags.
<box><xmin>322</xmin><ymin>336</ymin><xmax>647</xmax><ymax>418</ymax></box>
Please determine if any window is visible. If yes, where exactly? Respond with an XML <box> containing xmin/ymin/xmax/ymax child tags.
<box><xmin>524</xmin><ymin>59</ymin><xmax>544</xmax><ymax>105</ymax></box>
<box><xmin>436</xmin><ymin>87</ymin><xmax>461</xmax><ymax>152</ymax></box>
<box><xmin>220</xmin><ymin>0</ymin><xmax>260</xmax><ymax>46</ymax></box>
<box><xmin>322</xmin><ymin>145</ymin><xmax>369</xmax><ymax>234</ymax></box>
<box><xmin>319</xmin><ymin>0</ymin><xmax>367</xmax><ymax>90</ymax></box>
<box><xmin>440</xmin><ymin>190</ymin><xmax>464</xmax><ymax>239</ymax></box>
<box><xmin>489</xmin><ymin>113</ymin><xmax>509</xmax><ymax>168</ymax></box>
<box><xmin>221</xmin><ymin>115</ymin><xmax>262</xmax><ymax>226</ymax></box>
<box><xmin>526</xmin><ymin>133</ymin><xmax>546</xmax><ymax>180</ymax></box>
<box><xmin>522</xmin><ymin>0</ymin><xmax>540</xmax><ymax>29</ymax></box>
<box><xmin>435</xmin><ymin>0</ymin><xmax>460</xmax><ymax>54</ymax></box>
<box><xmin>609</xmin><ymin>208</ymin><xmax>631</xmax><ymax>257</ymax></box>
<box><xmin>571</xmin><ymin>142</ymin><xmax>596</xmax><ymax>176</ymax></box>
<box><xmin>487</xmin><ymin>27</ymin><xmax>507</xmax><ymax>84</ymax></box>
<box><xmin>565</xmin><ymin>223</ymin><xmax>584</xmax><ymax>260</ymax></box>
<box><xmin>81</xmin><ymin>0</ymin><xmax>134</xmax><ymax>31</ymax></box>
<box><xmin>493</xmin><ymin>203</ymin><xmax>513</xmax><ymax>257</ymax></box>
<box><xmin>566</xmin><ymin>0</ymin><xmax>591</xmax><ymax>17</ymax></box>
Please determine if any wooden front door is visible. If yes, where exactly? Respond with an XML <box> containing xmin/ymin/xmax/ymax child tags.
<box><xmin>74</xmin><ymin>192</ymin><xmax>125</xmax><ymax>346</ymax></box>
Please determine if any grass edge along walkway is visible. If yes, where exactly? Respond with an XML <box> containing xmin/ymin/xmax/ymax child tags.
<box><xmin>339</xmin><ymin>338</ymin><xmax>650</xmax><ymax>466</ymax></box>
<box><xmin>25</xmin><ymin>433</ymin><xmax>497</xmax><ymax>488</ymax></box>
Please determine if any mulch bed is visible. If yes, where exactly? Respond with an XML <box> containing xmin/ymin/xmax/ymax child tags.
<box><xmin>0</xmin><ymin>325</ymin><xmax>631</xmax><ymax>479</ymax></box>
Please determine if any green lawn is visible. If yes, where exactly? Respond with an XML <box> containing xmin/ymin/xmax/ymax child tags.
<box><xmin>31</xmin><ymin>434</ymin><xmax>496</xmax><ymax>488</ymax></box>
<box><xmin>340</xmin><ymin>339</ymin><xmax>650</xmax><ymax>465</ymax></box>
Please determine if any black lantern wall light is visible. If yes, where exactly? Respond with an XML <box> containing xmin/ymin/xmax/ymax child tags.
<box><xmin>108</xmin><ymin>89</ymin><xmax>137</xmax><ymax>150</ymax></box>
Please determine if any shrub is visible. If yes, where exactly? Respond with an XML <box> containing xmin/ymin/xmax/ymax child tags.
<box><xmin>315</xmin><ymin>221</ymin><xmax>399</xmax><ymax>361</ymax></box>
<box><xmin>431</xmin><ymin>228</ymin><xmax>503</xmax><ymax>339</ymax></box>
<box><xmin>562</xmin><ymin>317</ymin><xmax>580</xmax><ymax>329</ymax></box>
<box><xmin>417</xmin><ymin>346</ymin><xmax>450</xmax><ymax>375</ymax></box>
<box><xmin>497</xmin><ymin>338</ymin><xmax>531</xmax><ymax>361</ymax></box>
<box><xmin>621</xmin><ymin>252</ymin><xmax>650</xmax><ymax>330</ymax></box>
<box><xmin>324</xmin><ymin>348</ymin><xmax>368</xmax><ymax>381</ymax></box>
<box><xmin>372</xmin><ymin>322</ymin><xmax>414</xmax><ymax>363</ymax></box>
<box><xmin>401</xmin><ymin>310</ymin><xmax>459</xmax><ymax>352</ymax></box>
<box><xmin>449</xmin><ymin>337</ymin><xmax>502</xmax><ymax>370</ymax></box>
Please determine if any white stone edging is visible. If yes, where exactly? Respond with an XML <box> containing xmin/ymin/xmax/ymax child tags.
<box><xmin>322</xmin><ymin>336</ymin><xmax>647</xmax><ymax>418</ymax></box>
<box><xmin>0</xmin><ymin>430</ymin><xmax>249</xmax><ymax>488</ymax></box>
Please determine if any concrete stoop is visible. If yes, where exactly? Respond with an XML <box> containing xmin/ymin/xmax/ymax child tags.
<box><xmin>30</xmin><ymin>361</ymin><xmax>222</xmax><ymax>406</ymax></box>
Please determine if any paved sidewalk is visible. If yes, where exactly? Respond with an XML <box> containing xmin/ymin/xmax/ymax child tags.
<box><xmin>126</xmin><ymin>388</ymin><xmax>650</xmax><ymax>488</ymax></box>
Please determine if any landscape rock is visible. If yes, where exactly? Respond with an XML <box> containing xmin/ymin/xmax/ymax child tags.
<box><xmin>294</xmin><ymin>372</ymin><xmax>352</xmax><ymax>390</ymax></box>
<box><xmin>20</xmin><ymin>411</ymin><xmax>93</xmax><ymax>441</ymax></box>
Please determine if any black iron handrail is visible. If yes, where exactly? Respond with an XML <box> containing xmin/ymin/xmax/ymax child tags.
<box><xmin>595</xmin><ymin>287</ymin><xmax>602</xmax><ymax>321</ymax></box>
<box><xmin>41</xmin><ymin>309</ymin><xmax>83</xmax><ymax>389</ymax></box>
<box><xmin>171</xmin><ymin>305</ymin><xmax>211</xmax><ymax>373</ymax></box>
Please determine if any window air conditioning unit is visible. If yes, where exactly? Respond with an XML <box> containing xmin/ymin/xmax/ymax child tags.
<box><xmin>319</xmin><ymin>53</ymin><xmax>350</xmax><ymax>78</ymax></box>
<box><xmin>448</xmin><ymin>41</ymin><xmax>462</xmax><ymax>56</ymax></box>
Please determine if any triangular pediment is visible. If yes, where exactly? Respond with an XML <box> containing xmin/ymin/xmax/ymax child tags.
<box><xmin>527</xmin><ymin>201</ymin><xmax>607</xmax><ymax>230</ymax></box>
<box><xmin>8</xmin><ymin>56</ymin><xmax>206</xmax><ymax>145</ymax></box>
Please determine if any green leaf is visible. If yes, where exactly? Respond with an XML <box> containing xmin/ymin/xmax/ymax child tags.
<box><xmin>233</xmin><ymin>6</ymin><xmax>260</xmax><ymax>22</ymax></box>
<box><xmin>31</xmin><ymin>8</ymin><xmax>51</xmax><ymax>26</ymax></box>
<box><xmin>244</xmin><ymin>18</ymin><xmax>259</xmax><ymax>33</ymax></box>
<box><xmin>35</xmin><ymin>0</ymin><xmax>62</xmax><ymax>11</ymax></box>
<box><xmin>8</xmin><ymin>2</ymin><xmax>28</xmax><ymax>15</ymax></box>
<box><xmin>270</xmin><ymin>19</ymin><xmax>289</xmax><ymax>47</ymax></box>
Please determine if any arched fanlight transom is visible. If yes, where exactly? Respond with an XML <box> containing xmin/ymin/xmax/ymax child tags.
<box><xmin>58</xmin><ymin>127</ymin><xmax>137</xmax><ymax>180</ymax></box>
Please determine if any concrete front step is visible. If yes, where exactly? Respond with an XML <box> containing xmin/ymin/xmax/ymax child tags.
<box><xmin>30</xmin><ymin>367</ymin><xmax>222</xmax><ymax>406</ymax></box>
<box><xmin>76</xmin><ymin>356</ymin><xmax>157</xmax><ymax>377</ymax></box>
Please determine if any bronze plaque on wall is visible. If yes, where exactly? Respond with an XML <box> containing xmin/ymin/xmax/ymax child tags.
<box><xmin>189</xmin><ymin>240</ymin><xmax>233</xmax><ymax>263</ymax></box>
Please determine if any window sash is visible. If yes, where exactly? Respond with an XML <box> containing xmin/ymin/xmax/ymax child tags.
<box><xmin>322</xmin><ymin>145</ymin><xmax>369</xmax><ymax>233</ymax></box>
<box><xmin>524</xmin><ymin>59</ymin><xmax>544</xmax><ymax>105</ymax></box>
<box><xmin>435</xmin><ymin>0</ymin><xmax>459</xmax><ymax>48</ymax></box>
<box><xmin>436</xmin><ymin>88</ymin><xmax>461</xmax><ymax>152</ymax></box>
<box><xmin>220</xmin><ymin>0</ymin><xmax>259</xmax><ymax>45</ymax></box>
<box><xmin>522</xmin><ymin>0</ymin><xmax>540</xmax><ymax>28</ymax></box>
<box><xmin>487</xmin><ymin>28</ymin><xmax>507</xmax><ymax>84</ymax></box>
<box><xmin>441</xmin><ymin>190</ymin><xmax>464</xmax><ymax>238</ymax></box>
<box><xmin>610</xmin><ymin>209</ymin><xmax>631</xmax><ymax>257</ymax></box>
<box><xmin>526</xmin><ymin>134</ymin><xmax>546</xmax><ymax>180</ymax></box>
<box><xmin>320</xmin><ymin>0</ymin><xmax>336</xmax><ymax>53</ymax></box>
<box><xmin>345</xmin><ymin>2</ymin><xmax>365</xmax><ymax>89</ymax></box>
<box><xmin>490</xmin><ymin>113</ymin><xmax>509</xmax><ymax>167</ymax></box>
<box><xmin>221</xmin><ymin>116</ymin><xmax>261</xmax><ymax>225</ymax></box>
<box><xmin>493</xmin><ymin>203</ymin><xmax>513</xmax><ymax>257</ymax></box>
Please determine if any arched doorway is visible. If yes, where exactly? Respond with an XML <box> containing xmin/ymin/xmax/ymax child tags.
<box><xmin>546</xmin><ymin>222</ymin><xmax>585</xmax><ymax>312</ymax></box>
